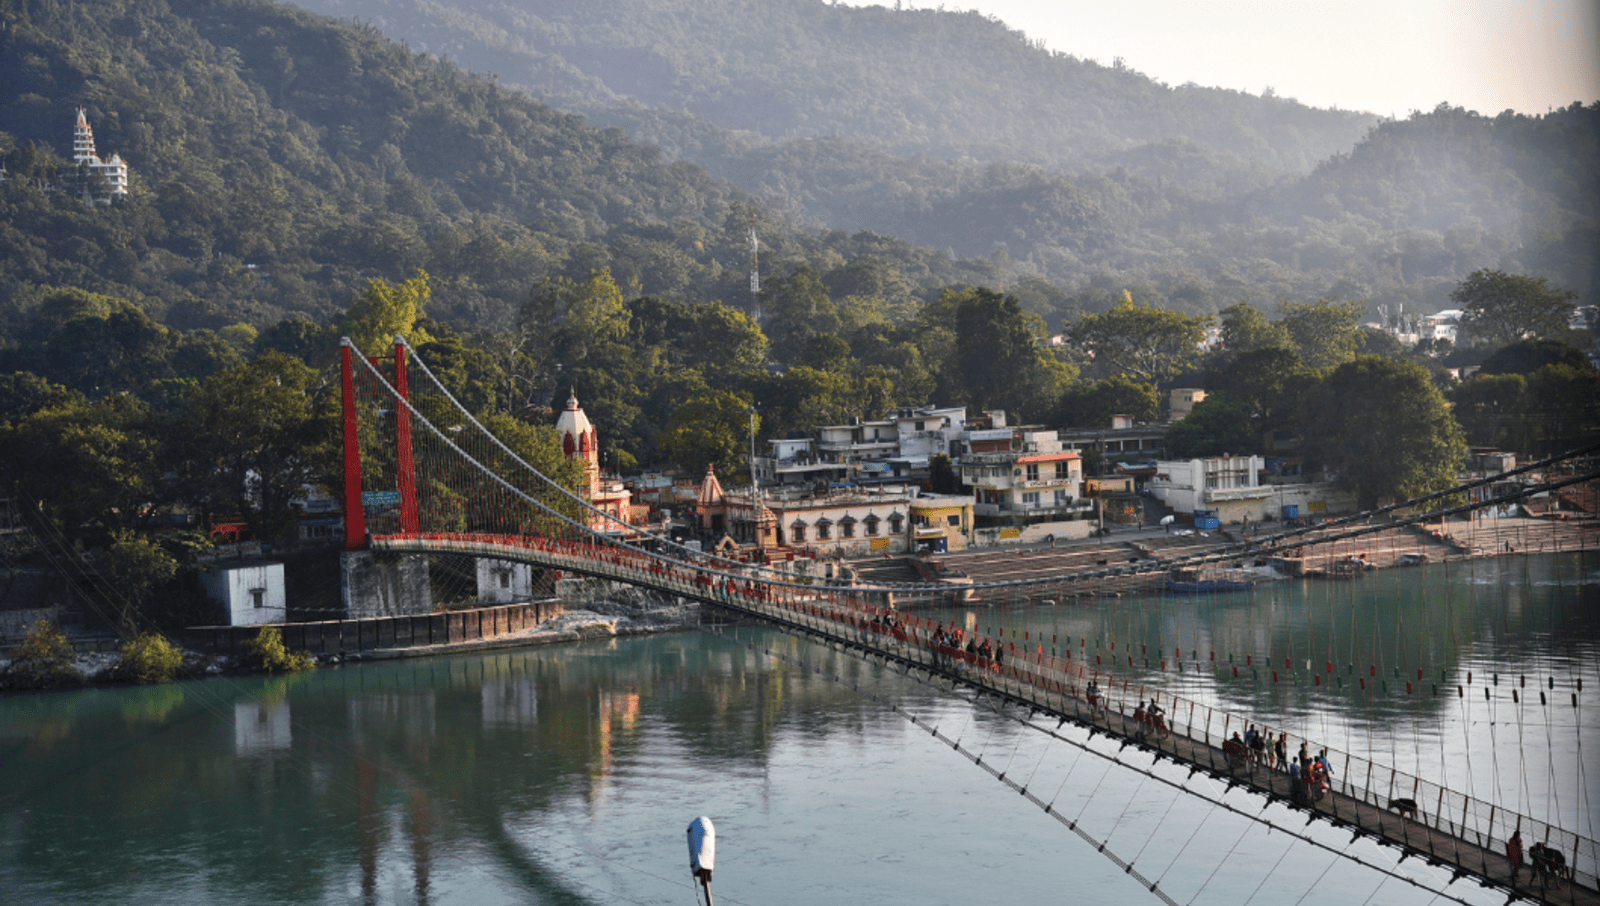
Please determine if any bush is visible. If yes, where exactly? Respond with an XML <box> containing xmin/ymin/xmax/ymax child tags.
<box><xmin>118</xmin><ymin>633</ymin><xmax>184</xmax><ymax>684</ymax></box>
<box><xmin>7</xmin><ymin>619</ymin><xmax>80</xmax><ymax>687</ymax></box>
<box><xmin>244</xmin><ymin>626</ymin><xmax>315</xmax><ymax>673</ymax></box>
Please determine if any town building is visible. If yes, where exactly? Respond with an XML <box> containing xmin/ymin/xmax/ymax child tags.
<box><xmin>959</xmin><ymin>427</ymin><xmax>1091</xmax><ymax>529</ymax></box>
<box><xmin>1418</xmin><ymin>309</ymin><xmax>1461</xmax><ymax>345</ymax></box>
<box><xmin>71</xmin><ymin>108</ymin><xmax>129</xmax><ymax>204</ymax></box>
<box><xmin>1145</xmin><ymin>455</ymin><xmax>1356</xmax><ymax>524</ymax></box>
<box><xmin>696</xmin><ymin>464</ymin><xmax>913</xmax><ymax>559</ymax></box>
<box><xmin>908</xmin><ymin>493</ymin><xmax>975</xmax><ymax>552</ymax></box>
<box><xmin>1168</xmin><ymin>388</ymin><xmax>1206</xmax><ymax>421</ymax></box>
<box><xmin>1054</xmin><ymin>414</ymin><xmax>1168</xmax><ymax>463</ymax></box>
<box><xmin>754</xmin><ymin>405</ymin><xmax>967</xmax><ymax>489</ymax></box>
<box><xmin>555</xmin><ymin>392</ymin><xmax>632</xmax><ymax>534</ymax></box>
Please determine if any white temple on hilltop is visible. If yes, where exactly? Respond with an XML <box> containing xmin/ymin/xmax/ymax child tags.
<box><xmin>555</xmin><ymin>391</ymin><xmax>632</xmax><ymax>534</ymax></box>
<box><xmin>72</xmin><ymin>108</ymin><xmax>129</xmax><ymax>203</ymax></box>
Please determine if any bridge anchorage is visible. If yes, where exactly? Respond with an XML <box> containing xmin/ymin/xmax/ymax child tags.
<box><xmin>343</xmin><ymin>336</ymin><xmax>1599</xmax><ymax>904</ymax></box>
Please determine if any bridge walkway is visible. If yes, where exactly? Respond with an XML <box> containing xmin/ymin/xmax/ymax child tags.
<box><xmin>373</xmin><ymin>532</ymin><xmax>1599</xmax><ymax>904</ymax></box>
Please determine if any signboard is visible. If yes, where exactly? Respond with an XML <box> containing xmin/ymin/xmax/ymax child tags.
<box><xmin>362</xmin><ymin>491</ymin><xmax>401</xmax><ymax>506</ymax></box>
<box><xmin>1000</xmin><ymin>527</ymin><xmax>1021</xmax><ymax>539</ymax></box>
<box><xmin>1307</xmin><ymin>500</ymin><xmax>1327</xmax><ymax>512</ymax></box>
<box><xmin>870</xmin><ymin>538</ymin><xmax>891</xmax><ymax>551</ymax></box>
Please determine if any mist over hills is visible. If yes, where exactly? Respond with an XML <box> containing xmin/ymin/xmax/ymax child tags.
<box><xmin>0</xmin><ymin>0</ymin><xmax>1594</xmax><ymax>348</ymax></box>
<box><xmin>295</xmin><ymin>0</ymin><xmax>1378</xmax><ymax>175</ymax></box>
<box><xmin>290</xmin><ymin>0</ymin><xmax>1598</xmax><ymax>318</ymax></box>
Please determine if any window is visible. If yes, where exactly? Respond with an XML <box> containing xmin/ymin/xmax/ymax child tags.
<box><xmin>250</xmin><ymin>588</ymin><xmax>265</xmax><ymax>609</ymax></box>
<box><xmin>888</xmin><ymin>513</ymin><xmax>905</xmax><ymax>534</ymax></box>
<box><xmin>817</xmin><ymin>521</ymin><xmax>832</xmax><ymax>540</ymax></box>
<box><xmin>791</xmin><ymin>524</ymin><xmax>806</xmax><ymax>543</ymax></box>
<box><xmin>1022</xmin><ymin>491</ymin><xmax>1040</xmax><ymax>506</ymax></box>
<box><xmin>1026</xmin><ymin>463</ymin><xmax>1039</xmax><ymax>482</ymax></box>
<box><xmin>1055</xmin><ymin>489</ymin><xmax>1070</xmax><ymax>505</ymax></box>
<box><xmin>947</xmin><ymin>514</ymin><xmax>961</xmax><ymax>527</ymax></box>
<box><xmin>864</xmin><ymin>515</ymin><xmax>880</xmax><ymax>536</ymax></box>
<box><xmin>915</xmin><ymin>421</ymin><xmax>925</xmax><ymax>432</ymax></box>
<box><xmin>841</xmin><ymin>518</ymin><xmax>856</xmax><ymax>538</ymax></box>
<box><xmin>498</xmin><ymin>571</ymin><xmax>510</xmax><ymax>589</ymax></box>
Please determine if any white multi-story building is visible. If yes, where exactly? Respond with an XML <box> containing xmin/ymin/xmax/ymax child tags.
<box><xmin>959</xmin><ymin>429</ymin><xmax>1089</xmax><ymax>524</ymax></box>
<box><xmin>72</xmin><ymin>108</ymin><xmax>129</xmax><ymax>203</ymax></box>
<box><xmin>1418</xmin><ymin>309</ymin><xmax>1461</xmax><ymax>345</ymax></box>
<box><xmin>755</xmin><ymin>405</ymin><xmax>969</xmax><ymax>488</ymax></box>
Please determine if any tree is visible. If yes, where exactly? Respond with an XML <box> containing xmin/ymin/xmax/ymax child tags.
<box><xmin>1477</xmin><ymin>339</ymin><xmax>1591</xmax><ymax>376</ymax></box>
<box><xmin>1451</xmin><ymin>373</ymin><xmax>1527</xmax><ymax>451</ymax></box>
<box><xmin>0</xmin><ymin>393</ymin><xmax>159</xmax><ymax>537</ymax></box>
<box><xmin>1279</xmin><ymin>298</ymin><xmax>1366</xmax><ymax>371</ymax></box>
<box><xmin>1164</xmin><ymin>394</ymin><xmax>1257</xmax><ymax>459</ymax></box>
<box><xmin>342</xmin><ymin>270</ymin><xmax>436</xmax><ymax>356</ymax></box>
<box><xmin>1300</xmin><ymin>357</ymin><xmax>1467</xmax><ymax>508</ymax></box>
<box><xmin>763</xmin><ymin>265</ymin><xmax>840</xmax><ymax>363</ymax></box>
<box><xmin>1217</xmin><ymin>302</ymin><xmax>1290</xmax><ymax>354</ymax></box>
<box><xmin>1067</xmin><ymin>290</ymin><xmax>1211</xmax><ymax>384</ymax></box>
<box><xmin>1522</xmin><ymin>364</ymin><xmax>1600</xmax><ymax>455</ymax></box>
<box><xmin>928</xmin><ymin>453</ymin><xmax>961</xmax><ymax>494</ymax></box>
<box><xmin>175</xmin><ymin>352</ymin><xmax>335</xmax><ymax>547</ymax></box>
<box><xmin>1055</xmin><ymin>375</ymin><xmax>1160</xmax><ymax>427</ymax></box>
<box><xmin>1206</xmin><ymin>346</ymin><xmax>1313</xmax><ymax>429</ymax></box>
<box><xmin>657</xmin><ymin>390</ymin><xmax>757</xmax><ymax>479</ymax></box>
<box><xmin>1452</xmin><ymin>270</ymin><xmax>1577</xmax><ymax>348</ymax></box>
<box><xmin>952</xmin><ymin>287</ymin><xmax>1074</xmax><ymax>422</ymax></box>
<box><xmin>103</xmin><ymin>530</ymin><xmax>180</xmax><ymax>631</ymax></box>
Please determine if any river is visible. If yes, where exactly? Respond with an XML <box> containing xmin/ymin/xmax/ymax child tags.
<box><xmin>1</xmin><ymin>553</ymin><xmax>1594</xmax><ymax>905</ymax></box>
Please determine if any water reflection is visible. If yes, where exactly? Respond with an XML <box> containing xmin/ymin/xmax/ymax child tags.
<box><xmin>0</xmin><ymin>558</ymin><xmax>1592</xmax><ymax>905</ymax></box>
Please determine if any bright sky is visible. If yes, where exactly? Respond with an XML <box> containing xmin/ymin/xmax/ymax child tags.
<box><xmin>851</xmin><ymin>0</ymin><xmax>1600</xmax><ymax>117</ymax></box>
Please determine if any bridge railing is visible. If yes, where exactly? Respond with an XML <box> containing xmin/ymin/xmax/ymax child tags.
<box><xmin>371</xmin><ymin>531</ymin><xmax>1597</xmax><ymax>890</ymax></box>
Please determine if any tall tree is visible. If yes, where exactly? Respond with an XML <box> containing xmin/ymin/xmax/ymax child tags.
<box><xmin>1055</xmin><ymin>375</ymin><xmax>1160</xmax><ymax>427</ymax></box>
<box><xmin>1164</xmin><ymin>393</ymin><xmax>1257</xmax><ymax>459</ymax></box>
<box><xmin>174</xmin><ymin>352</ymin><xmax>336</xmax><ymax>547</ymax></box>
<box><xmin>342</xmin><ymin>271</ymin><xmax>436</xmax><ymax>356</ymax></box>
<box><xmin>657</xmin><ymin>390</ymin><xmax>757</xmax><ymax>479</ymax></box>
<box><xmin>1299</xmin><ymin>357</ymin><xmax>1467</xmax><ymax>508</ymax></box>
<box><xmin>952</xmin><ymin>287</ymin><xmax>1075</xmax><ymax>422</ymax></box>
<box><xmin>1217</xmin><ymin>302</ymin><xmax>1290</xmax><ymax>354</ymax></box>
<box><xmin>0</xmin><ymin>392</ymin><xmax>159</xmax><ymax>537</ymax></box>
<box><xmin>1067</xmin><ymin>291</ymin><xmax>1211</xmax><ymax>384</ymax></box>
<box><xmin>1279</xmin><ymin>298</ymin><xmax>1366</xmax><ymax>371</ymax></box>
<box><xmin>1452</xmin><ymin>270</ymin><xmax>1578</xmax><ymax>348</ymax></box>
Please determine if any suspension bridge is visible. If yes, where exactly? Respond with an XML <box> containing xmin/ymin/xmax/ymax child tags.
<box><xmin>341</xmin><ymin>336</ymin><xmax>1599</xmax><ymax>905</ymax></box>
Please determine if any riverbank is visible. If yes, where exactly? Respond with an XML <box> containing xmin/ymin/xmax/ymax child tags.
<box><xmin>0</xmin><ymin>596</ymin><xmax>703</xmax><ymax>694</ymax></box>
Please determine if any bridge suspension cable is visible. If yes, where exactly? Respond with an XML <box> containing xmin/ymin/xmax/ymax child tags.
<box><xmin>353</xmin><ymin>336</ymin><xmax>1600</xmax><ymax>597</ymax></box>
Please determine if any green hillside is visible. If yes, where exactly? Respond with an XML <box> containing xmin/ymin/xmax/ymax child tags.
<box><xmin>0</xmin><ymin>0</ymin><xmax>995</xmax><ymax>338</ymax></box>
<box><xmin>297</xmin><ymin>0</ymin><xmax>1377</xmax><ymax>174</ymax></box>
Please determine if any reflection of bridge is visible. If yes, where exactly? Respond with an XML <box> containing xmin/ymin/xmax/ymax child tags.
<box><xmin>343</xmin><ymin>337</ymin><xmax>1599</xmax><ymax>904</ymax></box>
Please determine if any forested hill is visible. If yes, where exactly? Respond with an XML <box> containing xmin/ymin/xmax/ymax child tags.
<box><xmin>0</xmin><ymin>0</ymin><xmax>996</xmax><ymax>336</ymax></box>
<box><xmin>287</xmin><ymin>0</ymin><xmax>1597</xmax><ymax>320</ymax></box>
<box><xmin>295</xmin><ymin>0</ymin><xmax>1377</xmax><ymax>175</ymax></box>
<box><xmin>0</xmin><ymin>0</ymin><xmax>1594</xmax><ymax>348</ymax></box>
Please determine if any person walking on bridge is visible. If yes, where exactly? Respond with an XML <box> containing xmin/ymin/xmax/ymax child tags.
<box><xmin>1507</xmin><ymin>830</ymin><xmax>1524</xmax><ymax>885</ymax></box>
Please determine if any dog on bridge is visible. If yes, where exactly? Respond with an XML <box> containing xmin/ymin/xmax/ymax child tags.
<box><xmin>1388</xmin><ymin>798</ymin><xmax>1419</xmax><ymax>819</ymax></box>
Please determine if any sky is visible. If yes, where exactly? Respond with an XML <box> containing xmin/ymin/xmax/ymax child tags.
<box><xmin>847</xmin><ymin>0</ymin><xmax>1600</xmax><ymax>118</ymax></box>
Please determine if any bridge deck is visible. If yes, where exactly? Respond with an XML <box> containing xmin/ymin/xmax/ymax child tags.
<box><xmin>372</xmin><ymin>533</ymin><xmax>1598</xmax><ymax>904</ymax></box>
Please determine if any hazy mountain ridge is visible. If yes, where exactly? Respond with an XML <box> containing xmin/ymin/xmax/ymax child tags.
<box><xmin>297</xmin><ymin>0</ymin><xmax>1378</xmax><ymax>174</ymax></box>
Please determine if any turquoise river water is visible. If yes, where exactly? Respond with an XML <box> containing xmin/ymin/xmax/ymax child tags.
<box><xmin>1</xmin><ymin>553</ymin><xmax>1595</xmax><ymax>906</ymax></box>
